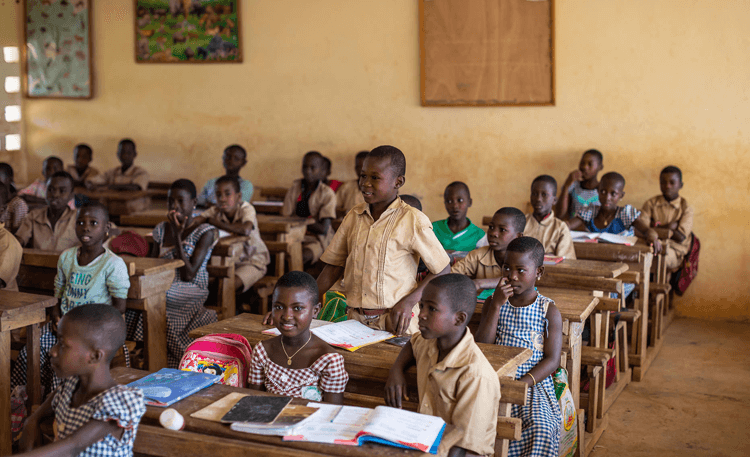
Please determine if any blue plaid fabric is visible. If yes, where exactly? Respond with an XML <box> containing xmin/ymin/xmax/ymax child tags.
<box><xmin>495</xmin><ymin>294</ymin><xmax>561</xmax><ymax>457</ymax></box>
<box><xmin>576</xmin><ymin>204</ymin><xmax>641</xmax><ymax>237</ymax></box>
<box><xmin>52</xmin><ymin>377</ymin><xmax>145</xmax><ymax>457</ymax></box>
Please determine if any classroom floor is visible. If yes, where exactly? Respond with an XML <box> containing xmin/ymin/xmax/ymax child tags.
<box><xmin>590</xmin><ymin>317</ymin><xmax>750</xmax><ymax>457</ymax></box>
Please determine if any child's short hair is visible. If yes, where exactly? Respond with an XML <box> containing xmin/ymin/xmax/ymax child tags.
<box><xmin>322</xmin><ymin>156</ymin><xmax>332</xmax><ymax>174</ymax></box>
<box><xmin>224</xmin><ymin>144</ymin><xmax>247</xmax><ymax>159</ymax></box>
<box><xmin>660</xmin><ymin>165</ymin><xmax>682</xmax><ymax>182</ymax></box>
<box><xmin>445</xmin><ymin>181</ymin><xmax>470</xmax><ymax>198</ymax></box>
<box><xmin>0</xmin><ymin>183</ymin><xmax>9</xmax><ymax>206</ymax></box>
<box><xmin>78</xmin><ymin>200</ymin><xmax>109</xmax><ymax>221</ymax></box>
<box><xmin>429</xmin><ymin>273</ymin><xmax>476</xmax><ymax>315</ymax></box>
<box><xmin>494</xmin><ymin>207</ymin><xmax>526</xmax><ymax>233</ymax></box>
<box><xmin>600</xmin><ymin>171</ymin><xmax>625</xmax><ymax>188</ymax></box>
<box><xmin>75</xmin><ymin>143</ymin><xmax>93</xmax><ymax>157</ymax></box>
<box><xmin>118</xmin><ymin>138</ymin><xmax>136</xmax><ymax>149</ymax></box>
<box><xmin>45</xmin><ymin>156</ymin><xmax>64</xmax><ymax>168</ymax></box>
<box><xmin>274</xmin><ymin>271</ymin><xmax>319</xmax><ymax>303</ymax></box>
<box><xmin>64</xmin><ymin>304</ymin><xmax>126</xmax><ymax>362</ymax></box>
<box><xmin>170</xmin><ymin>179</ymin><xmax>197</xmax><ymax>199</ymax></box>
<box><xmin>355</xmin><ymin>150</ymin><xmax>369</xmax><ymax>162</ymax></box>
<box><xmin>367</xmin><ymin>145</ymin><xmax>406</xmax><ymax>177</ymax></box>
<box><xmin>0</xmin><ymin>162</ymin><xmax>14</xmax><ymax>179</ymax></box>
<box><xmin>216</xmin><ymin>175</ymin><xmax>241</xmax><ymax>193</ymax></box>
<box><xmin>531</xmin><ymin>175</ymin><xmax>557</xmax><ymax>193</ymax></box>
<box><xmin>583</xmin><ymin>149</ymin><xmax>603</xmax><ymax>164</ymax></box>
<box><xmin>400</xmin><ymin>194</ymin><xmax>422</xmax><ymax>211</ymax></box>
<box><xmin>49</xmin><ymin>170</ymin><xmax>74</xmax><ymax>188</ymax></box>
<box><xmin>506</xmin><ymin>237</ymin><xmax>545</xmax><ymax>268</ymax></box>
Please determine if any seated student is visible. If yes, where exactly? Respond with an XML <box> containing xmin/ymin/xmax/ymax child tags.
<box><xmin>18</xmin><ymin>156</ymin><xmax>74</xmax><ymax>209</ymax></box>
<box><xmin>0</xmin><ymin>163</ymin><xmax>29</xmax><ymax>233</ymax></box>
<box><xmin>193</xmin><ymin>175</ymin><xmax>270</xmax><ymax>293</ymax></box>
<box><xmin>281</xmin><ymin>151</ymin><xmax>337</xmax><ymax>266</ymax></box>
<box><xmin>312</xmin><ymin>146</ymin><xmax>451</xmax><ymax>335</ymax></box>
<box><xmin>386</xmin><ymin>274</ymin><xmax>500</xmax><ymax>457</ymax></box>
<box><xmin>126</xmin><ymin>179</ymin><xmax>218</xmax><ymax>368</ymax></box>
<box><xmin>249</xmin><ymin>271</ymin><xmax>348</xmax><ymax>404</ymax></box>
<box><xmin>15</xmin><ymin>171</ymin><xmax>80</xmax><ymax>251</ymax></box>
<box><xmin>321</xmin><ymin>155</ymin><xmax>342</xmax><ymax>191</ymax></box>
<box><xmin>639</xmin><ymin>166</ymin><xmax>693</xmax><ymax>270</ymax></box>
<box><xmin>18</xmin><ymin>304</ymin><xmax>146</xmax><ymax>457</ymax></box>
<box><xmin>12</xmin><ymin>201</ymin><xmax>130</xmax><ymax>396</ymax></box>
<box><xmin>451</xmin><ymin>207</ymin><xmax>525</xmax><ymax>292</ymax></box>
<box><xmin>86</xmin><ymin>138</ymin><xmax>150</xmax><ymax>191</ymax></box>
<box><xmin>524</xmin><ymin>175</ymin><xmax>576</xmax><ymax>259</ymax></box>
<box><xmin>335</xmin><ymin>150</ymin><xmax>367</xmax><ymax>216</ymax></box>
<box><xmin>557</xmin><ymin>149</ymin><xmax>604</xmax><ymax>221</ymax></box>
<box><xmin>475</xmin><ymin>237</ymin><xmax>563</xmax><ymax>457</ymax></box>
<box><xmin>196</xmin><ymin>144</ymin><xmax>254</xmax><ymax>207</ymax></box>
<box><xmin>66</xmin><ymin>143</ymin><xmax>99</xmax><ymax>187</ymax></box>
<box><xmin>433</xmin><ymin>181</ymin><xmax>488</xmax><ymax>259</ymax></box>
<box><xmin>0</xmin><ymin>184</ymin><xmax>22</xmax><ymax>291</ymax></box>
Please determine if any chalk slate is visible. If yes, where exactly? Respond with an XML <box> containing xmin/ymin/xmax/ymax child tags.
<box><xmin>220</xmin><ymin>395</ymin><xmax>292</xmax><ymax>424</ymax></box>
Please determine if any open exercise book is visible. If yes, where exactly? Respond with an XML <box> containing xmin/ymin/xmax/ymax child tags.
<box><xmin>127</xmin><ymin>368</ymin><xmax>220</xmax><ymax>407</ymax></box>
<box><xmin>263</xmin><ymin>319</ymin><xmax>394</xmax><ymax>351</ymax></box>
<box><xmin>571</xmin><ymin>231</ymin><xmax>638</xmax><ymax>246</ymax></box>
<box><xmin>284</xmin><ymin>403</ymin><xmax>446</xmax><ymax>454</ymax></box>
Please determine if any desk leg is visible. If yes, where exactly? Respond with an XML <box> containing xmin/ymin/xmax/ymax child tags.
<box><xmin>1</xmin><ymin>330</ymin><xmax>11</xmax><ymax>456</ymax></box>
<box><xmin>26</xmin><ymin>323</ymin><xmax>41</xmax><ymax>410</ymax></box>
<box><xmin>495</xmin><ymin>402</ymin><xmax>512</xmax><ymax>457</ymax></box>
<box><xmin>568</xmin><ymin>322</ymin><xmax>583</xmax><ymax>409</ymax></box>
<box><xmin>142</xmin><ymin>294</ymin><xmax>168</xmax><ymax>371</ymax></box>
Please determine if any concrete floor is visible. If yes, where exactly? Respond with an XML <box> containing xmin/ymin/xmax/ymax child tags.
<box><xmin>590</xmin><ymin>318</ymin><xmax>750</xmax><ymax>457</ymax></box>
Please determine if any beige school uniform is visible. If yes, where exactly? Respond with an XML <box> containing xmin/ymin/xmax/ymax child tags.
<box><xmin>281</xmin><ymin>179</ymin><xmax>337</xmax><ymax>263</ymax></box>
<box><xmin>320</xmin><ymin>198</ymin><xmax>450</xmax><ymax>334</ymax></box>
<box><xmin>640</xmin><ymin>195</ymin><xmax>694</xmax><ymax>270</ymax></box>
<box><xmin>88</xmin><ymin>165</ymin><xmax>150</xmax><ymax>191</ymax></box>
<box><xmin>411</xmin><ymin>329</ymin><xmax>500</xmax><ymax>456</ymax></box>
<box><xmin>523</xmin><ymin>211</ymin><xmax>576</xmax><ymax>259</ymax></box>
<box><xmin>15</xmin><ymin>206</ymin><xmax>79</xmax><ymax>251</ymax></box>
<box><xmin>201</xmin><ymin>202</ymin><xmax>270</xmax><ymax>292</ymax></box>
<box><xmin>0</xmin><ymin>222</ymin><xmax>22</xmax><ymax>291</ymax></box>
<box><xmin>335</xmin><ymin>179</ymin><xmax>364</xmax><ymax>215</ymax></box>
<box><xmin>66</xmin><ymin>164</ymin><xmax>100</xmax><ymax>184</ymax></box>
<box><xmin>451</xmin><ymin>246</ymin><xmax>502</xmax><ymax>281</ymax></box>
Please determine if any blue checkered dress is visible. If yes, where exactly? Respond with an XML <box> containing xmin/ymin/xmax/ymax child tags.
<box><xmin>495</xmin><ymin>294</ymin><xmax>561</xmax><ymax>457</ymax></box>
<box><xmin>51</xmin><ymin>377</ymin><xmax>145</xmax><ymax>457</ymax></box>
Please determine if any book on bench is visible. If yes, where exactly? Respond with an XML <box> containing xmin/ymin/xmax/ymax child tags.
<box><xmin>284</xmin><ymin>403</ymin><xmax>446</xmax><ymax>454</ymax></box>
<box><xmin>127</xmin><ymin>368</ymin><xmax>221</xmax><ymax>407</ymax></box>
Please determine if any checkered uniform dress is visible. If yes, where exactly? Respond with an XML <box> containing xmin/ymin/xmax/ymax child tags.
<box><xmin>495</xmin><ymin>294</ymin><xmax>561</xmax><ymax>457</ymax></box>
<box><xmin>125</xmin><ymin>222</ymin><xmax>218</xmax><ymax>368</ymax></box>
<box><xmin>51</xmin><ymin>377</ymin><xmax>145</xmax><ymax>457</ymax></box>
<box><xmin>11</xmin><ymin>322</ymin><xmax>60</xmax><ymax>396</ymax></box>
<box><xmin>248</xmin><ymin>342</ymin><xmax>348</xmax><ymax>401</ymax></box>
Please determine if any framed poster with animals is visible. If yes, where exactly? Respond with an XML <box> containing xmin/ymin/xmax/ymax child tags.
<box><xmin>24</xmin><ymin>0</ymin><xmax>93</xmax><ymax>99</ymax></box>
<box><xmin>135</xmin><ymin>0</ymin><xmax>241</xmax><ymax>63</ymax></box>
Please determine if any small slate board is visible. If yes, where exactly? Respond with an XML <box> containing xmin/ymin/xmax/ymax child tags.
<box><xmin>220</xmin><ymin>395</ymin><xmax>292</xmax><ymax>424</ymax></box>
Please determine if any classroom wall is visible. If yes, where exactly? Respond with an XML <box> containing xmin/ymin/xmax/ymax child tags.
<box><xmin>6</xmin><ymin>1</ymin><xmax>750</xmax><ymax>321</ymax></box>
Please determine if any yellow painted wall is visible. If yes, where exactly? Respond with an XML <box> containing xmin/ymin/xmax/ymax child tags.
<box><xmin>7</xmin><ymin>1</ymin><xmax>750</xmax><ymax>321</ymax></box>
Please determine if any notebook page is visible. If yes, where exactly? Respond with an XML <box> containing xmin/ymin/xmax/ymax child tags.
<box><xmin>361</xmin><ymin>406</ymin><xmax>445</xmax><ymax>448</ymax></box>
<box><xmin>311</xmin><ymin>320</ymin><xmax>394</xmax><ymax>350</ymax></box>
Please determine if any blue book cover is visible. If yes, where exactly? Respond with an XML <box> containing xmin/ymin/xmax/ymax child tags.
<box><xmin>357</xmin><ymin>423</ymin><xmax>445</xmax><ymax>454</ymax></box>
<box><xmin>127</xmin><ymin>368</ymin><xmax>221</xmax><ymax>407</ymax></box>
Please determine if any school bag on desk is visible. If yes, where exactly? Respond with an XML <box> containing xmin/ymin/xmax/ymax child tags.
<box><xmin>179</xmin><ymin>334</ymin><xmax>253</xmax><ymax>387</ymax></box>
<box><xmin>671</xmin><ymin>233</ymin><xmax>700</xmax><ymax>296</ymax></box>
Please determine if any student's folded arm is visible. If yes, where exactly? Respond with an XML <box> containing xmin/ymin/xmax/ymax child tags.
<box><xmin>633</xmin><ymin>217</ymin><xmax>662</xmax><ymax>254</ymax></box>
<box><xmin>385</xmin><ymin>341</ymin><xmax>415</xmax><ymax>409</ymax></box>
<box><xmin>16</xmin><ymin>419</ymin><xmax>124</xmax><ymax>457</ymax></box>
<box><xmin>177</xmin><ymin>228</ymin><xmax>217</xmax><ymax>282</ymax></box>
<box><xmin>111</xmin><ymin>183</ymin><xmax>142</xmax><ymax>191</ymax></box>
<box><xmin>556</xmin><ymin>183</ymin><xmax>573</xmax><ymax>221</ymax></box>
<box><xmin>566</xmin><ymin>216</ymin><xmax>585</xmax><ymax>231</ymax></box>
<box><xmin>307</xmin><ymin>217</ymin><xmax>331</xmax><ymax>235</ymax></box>
<box><xmin>673</xmin><ymin>205</ymin><xmax>693</xmax><ymax>243</ymax></box>
<box><xmin>472</xmin><ymin>277</ymin><xmax>501</xmax><ymax>291</ymax></box>
<box><xmin>522</xmin><ymin>303</ymin><xmax>562</xmax><ymax>387</ymax></box>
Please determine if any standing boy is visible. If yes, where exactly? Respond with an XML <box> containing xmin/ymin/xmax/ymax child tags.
<box><xmin>86</xmin><ymin>139</ymin><xmax>150</xmax><ymax>191</ymax></box>
<box><xmin>16</xmin><ymin>172</ymin><xmax>79</xmax><ymax>251</ymax></box>
<box><xmin>197</xmin><ymin>144</ymin><xmax>254</xmax><ymax>207</ymax></box>
<box><xmin>313</xmin><ymin>146</ymin><xmax>450</xmax><ymax>335</ymax></box>
<box><xmin>386</xmin><ymin>273</ymin><xmax>500</xmax><ymax>457</ymax></box>
<box><xmin>523</xmin><ymin>175</ymin><xmax>576</xmax><ymax>259</ymax></box>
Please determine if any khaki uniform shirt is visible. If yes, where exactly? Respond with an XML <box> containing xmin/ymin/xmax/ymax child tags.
<box><xmin>66</xmin><ymin>164</ymin><xmax>100</xmax><ymax>183</ymax></box>
<box><xmin>321</xmin><ymin>198</ymin><xmax>450</xmax><ymax>310</ymax></box>
<box><xmin>523</xmin><ymin>211</ymin><xmax>576</xmax><ymax>259</ymax></box>
<box><xmin>335</xmin><ymin>179</ymin><xmax>364</xmax><ymax>215</ymax></box>
<box><xmin>282</xmin><ymin>179</ymin><xmax>337</xmax><ymax>250</ymax></box>
<box><xmin>640</xmin><ymin>195</ymin><xmax>694</xmax><ymax>258</ymax></box>
<box><xmin>411</xmin><ymin>329</ymin><xmax>500</xmax><ymax>456</ymax></box>
<box><xmin>451</xmin><ymin>246</ymin><xmax>502</xmax><ymax>280</ymax></box>
<box><xmin>15</xmin><ymin>206</ymin><xmax>80</xmax><ymax>251</ymax></box>
<box><xmin>0</xmin><ymin>223</ymin><xmax>22</xmax><ymax>291</ymax></box>
<box><xmin>201</xmin><ymin>201</ymin><xmax>270</xmax><ymax>269</ymax></box>
<box><xmin>88</xmin><ymin>165</ymin><xmax>150</xmax><ymax>191</ymax></box>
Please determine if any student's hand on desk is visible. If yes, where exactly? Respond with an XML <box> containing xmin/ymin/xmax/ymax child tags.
<box><xmin>384</xmin><ymin>370</ymin><xmax>408</xmax><ymax>409</ymax></box>
<box><xmin>646</xmin><ymin>229</ymin><xmax>663</xmax><ymax>255</ymax></box>
<box><xmin>388</xmin><ymin>298</ymin><xmax>416</xmax><ymax>336</ymax></box>
<box><xmin>262</xmin><ymin>311</ymin><xmax>274</xmax><ymax>326</ymax></box>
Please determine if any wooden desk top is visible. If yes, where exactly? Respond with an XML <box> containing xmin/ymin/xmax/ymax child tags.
<box><xmin>0</xmin><ymin>290</ymin><xmax>57</xmax><ymax>331</ymax></box>
<box><xmin>21</xmin><ymin>249</ymin><xmax>183</xmax><ymax>277</ymax></box>
<box><xmin>112</xmin><ymin>367</ymin><xmax>430</xmax><ymax>457</ymax></box>
<box><xmin>75</xmin><ymin>188</ymin><xmax>153</xmax><ymax>200</ymax></box>
<box><xmin>120</xmin><ymin>211</ymin><xmax>312</xmax><ymax>234</ymax></box>
<box><xmin>189</xmin><ymin>313</ymin><xmax>531</xmax><ymax>379</ymax></box>
<box><xmin>537</xmin><ymin>287</ymin><xmax>601</xmax><ymax>322</ymax></box>
<box><xmin>545</xmin><ymin>259</ymin><xmax>628</xmax><ymax>278</ymax></box>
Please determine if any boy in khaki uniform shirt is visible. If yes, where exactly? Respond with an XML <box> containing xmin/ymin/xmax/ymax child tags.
<box><xmin>87</xmin><ymin>139</ymin><xmax>150</xmax><ymax>191</ymax></box>
<box><xmin>315</xmin><ymin>146</ymin><xmax>450</xmax><ymax>335</ymax></box>
<box><xmin>0</xmin><ymin>184</ymin><xmax>22</xmax><ymax>291</ymax></box>
<box><xmin>335</xmin><ymin>150</ymin><xmax>367</xmax><ymax>217</ymax></box>
<box><xmin>523</xmin><ymin>175</ymin><xmax>576</xmax><ymax>259</ymax></box>
<box><xmin>281</xmin><ymin>151</ymin><xmax>337</xmax><ymax>265</ymax></box>
<box><xmin>386</xmin><ymin>274</ymin><xmax>500</xmax><ymax>456</ymax></box>
<box><xmin>15</xmin><ymin>172</ymin><xmax>79</xmax><ymax>252</ymax></box>
<box><xmin>639</xmin><ymin>166</ymin><xmax>694</xmax><ymax>270</ymax></box>
<box><xmin>452</xmin><ymin>207</ymin><xmax>525</xmax><ymax>293</ymax></box>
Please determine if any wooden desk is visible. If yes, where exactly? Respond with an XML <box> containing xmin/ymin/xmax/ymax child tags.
<box><xmin>17</xmin><ymin>250</ymin><xmax>183</xmax><ymax>372</ymax></box>
<box><xmin>0</xmin><ymin>291</ymin><xmax>57</xmax><ymax>456</ymax></box>
<box><xmin>75</xmin><ymin>188</ymin><xmax>153</xmax><ymax>216</ymax></box>
<box><xmin>545</xmin><ymin>259</ymin><xmax>628</xmax><ymax>278</ymax></box>
<box><xmin>253</xmin><ymin>201</ymin><xmax>284</xmax><ymax>215</ymax></box>
<box><xmin>112</xmin><ymin>367</ymin><xmax>433</xmax><ymax>457</ymax></box>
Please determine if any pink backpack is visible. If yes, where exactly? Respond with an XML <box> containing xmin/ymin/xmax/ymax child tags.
<box><xmin>178</xmin><ymin>334</ymin><xmax>253</xmax><ymax>388</ymax></box>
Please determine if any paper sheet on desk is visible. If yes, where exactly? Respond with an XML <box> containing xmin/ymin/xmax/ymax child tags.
<box><xmin>263</xmin><ymin>319</ymin><xmax>394</xmax><ymax>351</ymax></box>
